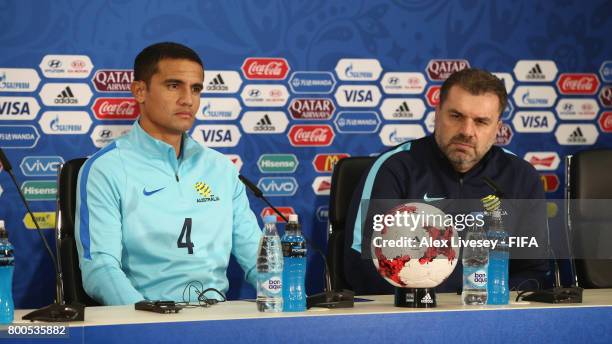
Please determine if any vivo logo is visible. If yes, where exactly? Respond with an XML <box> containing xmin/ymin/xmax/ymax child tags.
<box><xmin>257</xmin><ymin>177</ymin><xmax>298</xmax><ymax>197</ymax></box>
<box><xmin>19</xmin><ymin>156</ymin><xmax>64</xmax><ymax>177</ymax></box>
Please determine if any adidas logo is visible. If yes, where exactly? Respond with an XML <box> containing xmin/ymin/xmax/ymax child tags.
<box><xmin>421</xmin><ymin>292</ymin><xmax>434</xmax><ymax>304</ymax></box>
<box><xmin>526</xmin><ymin>64</ymin><xmax>545</xmax><ymax>80</ymax></box>
<box><xmin>54</xmin><ymin>86</ymin><xmax>78</xmax><ymax>104</ymax></box>
<box><xmin>206</xmin><ymin>73</ymin><xmax>228</xmax><ymax>91</ymax></box>
<box><xmin>254</xmin><ymin>114</ymin><xmax>275</xmax><ymax>131</ymax></box>
<box><xmin>567</xmin><ymin>127</ymin><xmax>586</xmax><ymax>143</ymax></box>
<box><xmin>393</xmin><ymin>102</ymin><xmax>414</xmax><ymax>118</ymax></box>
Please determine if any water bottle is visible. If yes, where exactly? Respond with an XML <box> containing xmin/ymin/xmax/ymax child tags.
<box><xmin>487</xmin><ymin>208</ymin><xmax>510</xmax><ymax>305</ymax></box>
<box><xmin>256</xmin><ymin>215</ymin><xmax>283</xmax><ymax>312</ymax></box>
<box><xmin>0</xmin><ymin>220</ymin><xmax>15</xmax><ymax>324</ymax></box>
<box><xmin>281</xmin><ymin>214</ymin><xmax>307</xmax><ymax>312</ymax></box>
<box><xmin>462</xmin><ymin>212</ymin><xmax>488</xmax><ymax>305</ymax></box>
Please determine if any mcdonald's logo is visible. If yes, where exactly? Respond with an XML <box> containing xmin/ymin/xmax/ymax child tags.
<box><xmin>540</xmin><ymin>173</ymin><xmax>559</xmax><ymax>193</ymax></box>
<box><xmin>312</xmin><ymin>153</ymin><xmax>350</xmax><ymax>173</ymax></box>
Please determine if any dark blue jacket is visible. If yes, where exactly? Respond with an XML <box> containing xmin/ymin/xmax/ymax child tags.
<box><xmin>344</xmin><ymin>135</ymin><xmax>550</xmax><ymax>294</ymax></box>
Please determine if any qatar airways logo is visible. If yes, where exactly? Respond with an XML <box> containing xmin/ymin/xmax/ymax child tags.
<box><xmin>241</xmin><ymin>58</ymin><xmax>290</xmax><ymax>80</ymax></box>
<box><xmin>92</xmin><ymin>70</ymin><xmax>134</xmax><ymax>92</ymax></box>
<box><xmin>426</xmin><ymin>59</ymin><xmax>470</xmax><ymax>81</ymax></box>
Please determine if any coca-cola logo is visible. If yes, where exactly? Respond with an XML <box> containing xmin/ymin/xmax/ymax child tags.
<box><xmin>93</xmin><ymin>70</ymin><xmax>134</xmax><ymax>92</ymax></box>
<box><xmin>426</xmin><ymin>86</ymin><xmax>441</xmax><ymax>107</ymax></box>
<box><xmin>599</xmin><ymin>85</ymin><xmax>612</xmax><ymax>108</ymax></box>
<box><xmin>598</xmin><ymin>112</ymin><xmax>612</xmax><ymax>132</ymax></box>
<box><xmin>92</xmin><ymin>97</ymin><xmax>140</xmax><ymax>120</ymax></box>
<box><xmin>287</xmin><ymin>124</ymin><xmax>334</xmax><ymax>146</ymax></box>
<box><xmin>288</xmin><ymin>98</ymin><xmax>335</xmax><ymax>120</ymax></box>
<box><xmin>556</xmin><ymin>73</ymin><xmax>600</xmax><ymax>95</ymax></box>
<box><xmin>426</xmin><ymin>59</ymin><xmax>470</xmax><ymax>81</ymax></box>
<box><xmin>241</xmin><ymin>58</ymin><xmax>290</xmax><ymax>80</ymax></box>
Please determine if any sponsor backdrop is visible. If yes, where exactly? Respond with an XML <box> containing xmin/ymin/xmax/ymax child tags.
<box><xmin>0</xmin><ymin>0</ymin><xmax>611</xmax><ymax>308</ymax></box>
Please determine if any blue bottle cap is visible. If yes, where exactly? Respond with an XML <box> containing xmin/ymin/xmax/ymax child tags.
<box><xmin>264</xmin><ymin>215</ymin><xmax>277</xmax><ymax>224</ymax></box>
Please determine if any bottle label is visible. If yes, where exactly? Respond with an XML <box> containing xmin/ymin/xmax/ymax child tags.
<box><xmin>282</xmin><ymin>241</ymin><xmax>306</xmax><ymax>258</ymax></box>
<box><xmin>259</xmin><ymin>275</ymin><xmax>282</xmax><ymax>295</ymax></box>
<box><xmin>464</xmin><ymin>266</ymin><xmax>487</xmax><ymax>289</ymax></box>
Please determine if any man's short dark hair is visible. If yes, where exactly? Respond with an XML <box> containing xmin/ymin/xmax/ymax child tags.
<box><xmin>133</xmin><ymin>42</ymin><xmax>203</xmax><ymax>84</ymax></box>
<box><xmin>439</xmin><ymin>68</ymin><xmax>508</xmax><ymax>117</ymax></box>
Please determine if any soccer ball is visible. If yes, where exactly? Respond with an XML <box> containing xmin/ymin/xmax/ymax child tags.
<box><xmin>371</xmin><ymin>202</ymin><xmax>459</xmax><ymax>288</ymax></box>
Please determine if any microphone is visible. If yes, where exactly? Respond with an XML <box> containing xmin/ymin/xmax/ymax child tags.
<box><xmin>239</xmin><ymin>175</ymin><xmax>287</xmax><ymax>222</ymax></box>
<box><xmin>239</xmin><ymin>174</ymin><xmax>354</xmax><ymax>308</ymax></box>
<box><xmin>0</xmin><ymin>148</ymin><xmax>84</xmax><ymax>321</ymax></box>
<box><xmin>482</xmin><ymin>176</ymin><xmax>504</xmax><ymax>198</ymax></box>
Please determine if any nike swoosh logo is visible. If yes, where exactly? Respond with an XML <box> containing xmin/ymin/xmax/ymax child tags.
<box><xmin>143</xmin><ymin>187</ymin><xmax>166</xmax><ymax>196</ymax></box>
<box><xmin>423</xmin><ymin>193</ymin><xmax>445</xmax><ymax>202</ymax></box>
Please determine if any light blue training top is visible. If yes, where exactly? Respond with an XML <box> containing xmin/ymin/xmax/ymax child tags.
<box><xmin>75</xmin><ymin>121</ymin><xmax>262</xmax><ymax>305</ymax></box>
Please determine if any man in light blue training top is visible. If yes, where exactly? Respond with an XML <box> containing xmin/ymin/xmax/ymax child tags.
<box><xmin>75</xmin><ymin>42</ymin><xmax>262</xmax><ymax>305</ymax></box>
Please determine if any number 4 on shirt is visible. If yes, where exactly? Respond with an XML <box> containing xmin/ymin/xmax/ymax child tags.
<box><xmin>177</xmin><ymin>218</ymin><xmax>194</xmax><ymax>254</ymax></box>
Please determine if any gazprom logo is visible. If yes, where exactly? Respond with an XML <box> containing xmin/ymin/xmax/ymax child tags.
<box><xmin>257</xmin><ymin>177</ymin><xmax>298</xmax><ymax>197</ymax></box>
<box><xmin>20</xmin><ymin>156</ymin><xmax>64</xmax><ymax>177</ymax></box>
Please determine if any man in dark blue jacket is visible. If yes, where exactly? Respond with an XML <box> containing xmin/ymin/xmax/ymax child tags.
<box><xmin>344</xmin><ymin>68</ymin><xmax>550</xmax><ymax>294</ymax></box>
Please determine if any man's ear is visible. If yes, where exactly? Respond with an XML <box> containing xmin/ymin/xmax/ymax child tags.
<box><xmin>131</xmin><ymin>80</ymin><xmax>146</xmax><ymax>103</ymax></box>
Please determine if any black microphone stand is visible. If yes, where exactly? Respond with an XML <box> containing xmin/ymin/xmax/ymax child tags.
<box><xmin>0</xmin><ymin>149</ymin><xmax>84</xmax><ymax>321</ymax></box>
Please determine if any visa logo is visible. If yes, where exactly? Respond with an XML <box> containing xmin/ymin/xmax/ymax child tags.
<box><xmin>343</xmin><ymin>90</ymin><xmax>373</xmax><ymax>102</ymax></box>
<box><xmin>0</xmin><ymin>101</ymin><xmax>30</xmax><ymax>115</ymax></box>
<box><xmin>201</xmin><ymin>129</ymin><xmax>232</xmax><ymax>142</ymax></box>
<box><xmin>521</xmin><ymin>115</ymin><xmax>549</xmax><ymax>128</ymax></box>
<box><xmin>257</xmin><ymin>177</ymin><xmax>298</xmax><ymax>197</ymax></box>
<box><xmin>19</xmin><ymin>156</ymin><xmax>64</xmax><ymax>177</ymax></box>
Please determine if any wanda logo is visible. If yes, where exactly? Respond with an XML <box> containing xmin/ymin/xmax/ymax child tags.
<box><xmin>92</xmin><ymin>98</ymin><xmax>140</xmax><ymax>120</ymax></box>
<box><xmin>242</xmin><ymin>58</ymin><xmax>290</xmax><ymax>80</ymax></box>
<box><xmin>288</xmin><ymin>125</ymin><xmax>334</xmax><ymax>146</ymax></box>
<box><xmin>557</xmin><ymin>73</ymin><xmax>600</xmax><ymax>95</ymax></box>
